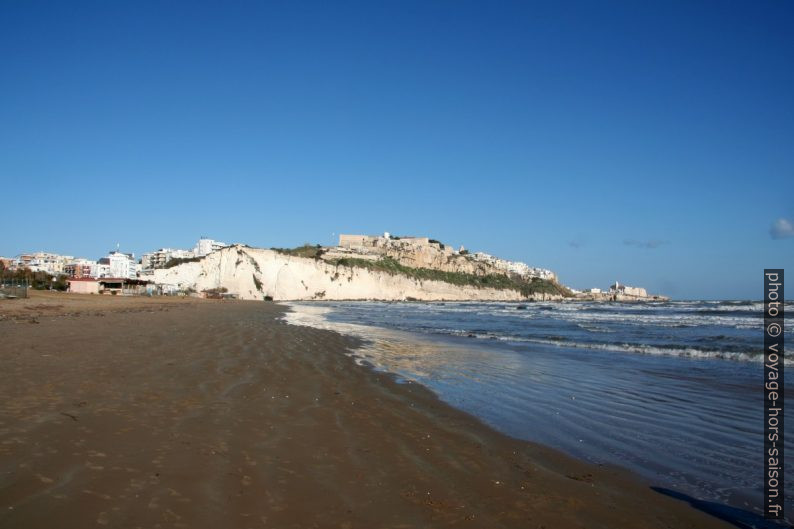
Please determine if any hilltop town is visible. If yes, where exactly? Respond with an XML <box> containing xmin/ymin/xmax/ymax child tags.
<box><xmin>1</xmin><ymin>234</ymin><xmax>667</xmax><ymax>301</ymax></box>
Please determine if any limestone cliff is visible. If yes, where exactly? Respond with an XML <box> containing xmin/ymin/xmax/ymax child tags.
<box><xmin>326</xmin><ymin>234</ymin><xmax>556</xmax><ymax>282</ymax></box>
<box><xmin>151</xmin><ymin>245</ymin><xmax>562</xmax><ymax>301</ymax></box>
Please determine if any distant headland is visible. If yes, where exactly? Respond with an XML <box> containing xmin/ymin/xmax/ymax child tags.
<box><xmin>141</xmin><ymin>232</ymin><xmax>667</xmax><ymax>301</ymax></box>
<box><xmin>1</xmin><ymin>233</ymin><xmax>668</xmax><ymax>301</ymax></box>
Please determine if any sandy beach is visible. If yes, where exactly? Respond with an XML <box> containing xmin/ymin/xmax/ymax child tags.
<box><xmin>0</xmin><ymin>292</ymin><xmax>731</xmax><ymax>528</ymax></box>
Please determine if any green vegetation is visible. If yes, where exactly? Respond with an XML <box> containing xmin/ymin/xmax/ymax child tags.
<box><xmin>0</xmin><ymin>262</ymin><xmax>68</xmax><ymax>291</ymax></box>
<box><xmin>252</xmin><ymin>274</ymin><xmax>263</xmax><ymax>292</ymax></box>
<box><xmin>327</xmin><ymin>257</ymin><xmax>571</xmax><ymax>297</ymax></box>
<box><xmin>272</xmin><ymin>244</ymin><xmax>325</xmax><ymax>259</ymax></box>
<box><xmin>164</xmin><ymin>256</ymin><xmax>202</xmax><ymax>268</ymax></box>
<box><xmin>234</xmin><ymin>248</ymin><xmax>262</xmax><ymax>272</ymax></box>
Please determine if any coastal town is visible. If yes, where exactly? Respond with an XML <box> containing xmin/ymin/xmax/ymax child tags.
<box><xmin>0</xmin><ymin>233</ymin><xmax>666</xmax><ymax>301</ymax></box>
<box><xmin>0</xmin><ymin>237</ymin><xmax>227</xmax><ymax>296</ymax></box>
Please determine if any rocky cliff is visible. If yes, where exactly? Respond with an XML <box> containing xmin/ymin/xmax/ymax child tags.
<box><xmin>151</xmin><ymin>246</ymin><xmax>562</xmax><ymax>301</ymax></box>
<box><xmin>325</xmin><ymin>235</ymin><xmax>556</xmax><ymax>281</ymax></box>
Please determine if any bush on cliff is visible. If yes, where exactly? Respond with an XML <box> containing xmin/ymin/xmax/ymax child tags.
<box><xmin>164</xmin><ymin>256</ymin><xmax>202</xmax><ymax>268</ymax></box>
<box><xmin>327</xmin><ymin>257</ymin><xmax>571</xmax><ymax>297</ymax></box>
<box><xmin>272</xmin><ymin>244</ymin><xmax>326</xmax><ymax>259</ymax></box>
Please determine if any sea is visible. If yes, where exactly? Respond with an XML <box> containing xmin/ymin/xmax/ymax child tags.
<box><xmin>284</xmin><ymin>300</ymin><xmax>793</xmax><ymax>524</ymax></box>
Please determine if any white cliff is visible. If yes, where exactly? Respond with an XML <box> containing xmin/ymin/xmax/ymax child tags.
<box><xmin>151</xmin><ymin>245</ymin><xmax>561</xmax><ymax>301</ymax></box>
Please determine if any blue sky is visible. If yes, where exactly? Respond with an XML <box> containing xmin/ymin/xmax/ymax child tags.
<box><xmin>1</xmin><ymin>1</ymin><xmax>792</xmax><ymax>299</ymax></box>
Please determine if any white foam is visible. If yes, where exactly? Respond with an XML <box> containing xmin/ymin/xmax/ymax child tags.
<box><xmin>492</xmin><ymin>336</ymin><xmax>793</xmax><ymax>365</ymax></box>
<box><xmin>283</xmin><ymin>301</ymin><xmax>791</xmax><ymax>365</ymax></box>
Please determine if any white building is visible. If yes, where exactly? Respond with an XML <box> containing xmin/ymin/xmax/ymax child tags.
<box><xmin>140</xmin><ymin>253</ymin><xmax>155</xmax><ymax>270</ymax></box>
<box><xmin>64</xmin><ymin>258</ymin><xmax>99</xmax><ymax>278</ymax></box>
<box><xmin>609</xmin><ymin>282</ymin><xmax>648</xmax><ymax>298</ymax></box>
<box><xmin>100</xmin><ymin>251</ymin><xmax>138</xmax><ymax>279</ymax></box>
<box><xmin>471</xmin><ymin>252</ymin><xmax>556</xmax><ymax>281</ymax></box>
<box><xmin>96</xmin><ymin>262</ymin><xmax>111</xmax><ymax>277</ymax></box>
<box><xmin>141</xmin><ymin>248</ymin><xmax>195</xmax><ymax>270</ymax></box>
<box><xmin>194</xmin><ymin>237</ymin><xmax>227</xmax><ymax>257</ymax></box>
<box><xmin>14</xmin><ymin>252</ymin><xmax>74</xmax><ymax>275</ymax></box>
<box><xmin>140</xmin><ymin>237</ymin><xmax>227</xmax><ymax>271</ymax></box>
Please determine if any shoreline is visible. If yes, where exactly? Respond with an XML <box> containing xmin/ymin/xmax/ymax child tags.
<box><xmin>286</xmin><ymin>300</ymin><xmax>793</xmax><ymax>520</ymax></box>
<box><xmin>0</xmin><ymin>292</ymin><xmax>733</xmax><ymax>527</ymax></box>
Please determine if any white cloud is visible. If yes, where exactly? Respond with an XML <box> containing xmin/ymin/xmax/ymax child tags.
<box><xmin>770</xmin><ymin>218</ymin><xmax>794</xmax><ymax>240</ymax></box>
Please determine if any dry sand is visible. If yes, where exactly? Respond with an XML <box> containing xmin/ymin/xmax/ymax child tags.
<box><xmin>0</xmin><ymin>292</ymin><xmax>730</xmax><ymax>528</ymax></box>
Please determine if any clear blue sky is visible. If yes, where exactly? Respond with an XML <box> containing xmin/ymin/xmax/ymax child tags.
<box><xmin>1</xmin><ymin>1</ymin><xmax>792</xmax><ymax>299</ymax></box>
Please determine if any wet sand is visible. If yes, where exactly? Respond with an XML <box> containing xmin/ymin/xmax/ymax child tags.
<box><xmin>0</xmin><ymin>292</ymin><xmax>731</xmax><ymax>528</ymax></box>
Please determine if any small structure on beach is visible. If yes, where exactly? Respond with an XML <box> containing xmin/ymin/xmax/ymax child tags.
<box><xmin>67</xmin><ymin>278</ymin><xmax>101</xmax><ymax>295</ymax></box>
<box><xmin>68</xmin><ymin>278</ymin><xmax>151</xmax><ymax>296</ymax></box>
<box><xmin>0</xmin><ymin>280</ymin><xmax>28</xmax><ymax>299</ymax></box>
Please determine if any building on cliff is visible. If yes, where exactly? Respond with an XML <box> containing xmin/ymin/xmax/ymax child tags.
<box><xmin>336</xmin><ymin>233</ymin><xmax>556</xmax><ymax>282</ymax></box>
<box><xmin>141</xmin><ymin>248</ymin><xmax>195</xmax><ymax>270</ymax></box>
<box><xmin>140</xmin><ymin>237</ymin><xmax>229</xmax><ymax>272</ymax></box>
<box><xmin>338</xmin><ymin>233</ymin><xmax>432</xmax><ymax>249</ymax></box>
<box><xmin>470</xmin><ymin>252</ymin><xmax>556</xmax><ymax>281</ymax></box>
<box><xmin>195</xmin><ymin>237</ymin><xmax>228</xmax><ymax>257</ymax></box>
<box><xmin>609</xmin><ymin>282</ymin><xmax>648</xmax><ymax>298</ymax></box>
<box><xmin>338</xmin><ymin>234</ymin><xmax>378</xmax><ymax>248</ymax></box>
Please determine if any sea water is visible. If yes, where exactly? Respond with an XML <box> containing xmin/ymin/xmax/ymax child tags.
<box><xmin>285</xmin><ymin>300</ymin><xmax>793</xmax><ymax>522</ymax></box>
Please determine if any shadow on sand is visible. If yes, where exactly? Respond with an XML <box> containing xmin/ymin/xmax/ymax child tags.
<box><xmin>651</xmin><ymin>487</ymin><xmax>789</xmax><ymax>529</ymax></box>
